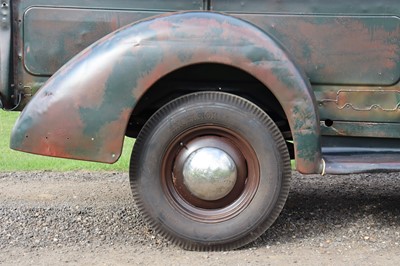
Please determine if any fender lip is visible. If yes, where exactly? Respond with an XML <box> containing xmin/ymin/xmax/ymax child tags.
<box><xmin>10</xmin><ymin>11</ymin><xmax>322</xmax><ymax>172</ymax></box>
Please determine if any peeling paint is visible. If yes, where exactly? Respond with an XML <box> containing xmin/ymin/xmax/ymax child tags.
<box><xmin>11</xmin><ymin>11</ymin><xmax>321</xmax><ymax>173</ymax></box>
<box><xmin>5</xmin><ymin>0</ymin><xmax>400</xmax><ymax>175</ymax></box>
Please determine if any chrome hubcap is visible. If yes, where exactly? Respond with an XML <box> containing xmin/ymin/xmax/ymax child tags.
<box><xmin>182</xmin><ymin>147</ymin><xmax>237</xmax><ymax>201</ymax></box>
<box><xmin>170</xmin><ymin>134</ymin><xmax>251</xmax><ymax>210</ymax></box>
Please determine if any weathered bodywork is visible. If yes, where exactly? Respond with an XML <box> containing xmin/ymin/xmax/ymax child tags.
<box><xmin>2</xmin><ymin>0</ymin><xmax>400</xmax><ymax>172</ymax></box>
<box><xmin>10</xmin><ymin>12</ymin><xmax>322</xmax><ymax>173</ymax></box>
<box><xmin>2</xmin><ymin>0</ymin><xmax>400</xmax><ymax>251</ymax></box>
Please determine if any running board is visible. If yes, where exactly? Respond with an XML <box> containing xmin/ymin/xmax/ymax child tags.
<box><xmin>323</xmin><ymin>153</ymin><xmax>400</xmax><ymax>174</ymax></box>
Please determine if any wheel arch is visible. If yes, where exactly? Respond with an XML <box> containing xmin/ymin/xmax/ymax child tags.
<box><xmin>10</xmin><ymin>11</ymin><xmax>322</xmax><ymax>173</ymax></box>
<box><xmin>128</xmin><ymin>63</ymin><xmax>287</xmax><ymax>134</ymax></box>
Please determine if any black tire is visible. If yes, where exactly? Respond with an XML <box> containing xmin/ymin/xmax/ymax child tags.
<box><xmin>130</xmin><ymin>92</ymin><xmax>291</xmax><ymax>251</ymax></box>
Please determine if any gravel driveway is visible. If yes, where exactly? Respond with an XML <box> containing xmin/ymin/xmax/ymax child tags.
<box><xmin>0</xmin><ymin>171</ymin><xmax>399</xmax><ymax>265</ymax></box>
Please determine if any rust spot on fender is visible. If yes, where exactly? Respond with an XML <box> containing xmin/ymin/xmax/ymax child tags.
<box><xmin>11</xmin><ymin>12</ymin><xmax>322</xmax><ymax>172</ymax></box>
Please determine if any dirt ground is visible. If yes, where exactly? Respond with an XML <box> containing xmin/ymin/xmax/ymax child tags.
<box><xmin>0</xmin><ymin>171</ymin><xmax>399</xmax><ymax>265</ymax></box>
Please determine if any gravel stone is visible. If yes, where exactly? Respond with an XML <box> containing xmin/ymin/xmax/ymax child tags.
<box><xmin>0</xmin><ymin>171</ymin><xmax>399</xmax><ymax>265</ymax></box>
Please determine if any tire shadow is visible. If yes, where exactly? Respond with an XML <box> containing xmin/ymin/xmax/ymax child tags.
<box><xmin>249</xmin><ymin>171</ymin><xmax>400</xmax><ymax>248</ymax></box>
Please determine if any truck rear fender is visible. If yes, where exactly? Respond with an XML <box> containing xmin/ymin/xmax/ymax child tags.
<box><xmin>10</xmin><ymin>12</ymin><xmax>323</xmax><ymax>174</ymax></box>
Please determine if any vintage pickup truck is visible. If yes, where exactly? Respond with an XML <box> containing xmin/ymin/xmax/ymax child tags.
<box><xmin>1</xmin><ymin>0</ymin><xmax>399</xmax><ymax>250</ymax></box>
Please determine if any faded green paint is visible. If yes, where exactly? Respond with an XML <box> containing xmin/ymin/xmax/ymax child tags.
<box><xmin>22</xmin><ymin>9</ymin><xmax>400</xmax><ymax>86</ymax></box>
<box><xmin>212</xmin><ymin>0</ymin><xmax>400</xmax><ymax>14</ymax></box>
<box><xmin>237</xmin><ymin>15</ymin><xmax>400</xmax><ymax>86</ymax></box>
<box><xmin>321</xmin><ymin>121</ymin><xmax>400</xmax><ymax>139</ymax></box>
<box><xmin>10</xmin><ymin>12</ymin><xmax>322</xmax><ymax>173</ymax></box>
<box><xmin>295</xmin><ymin>132</ymin><xmax>321</xmax><ymax>161</ymax></box>
<box><xmin>79</xmin><ymin>47</ymin><xmax>162</xmax><ymax>136</ymax></box>
<box><xmin>8</xmin><ymin>0</ymin><xmax>204</xmax><ymax>111</ymax></box>
<box><xmin>315</xmin><ymin>86</ymin><xmax>400</xmax><ymax>123</ymax></box>
<box><xmin>4</xmin><ymin>0</ymin><xmax>400</xmax><ymax>175</ymax></box>
<box><xmin>23</xmin><ymin>7</ymin><xmax>165</xmax><ymax>76</ymax></box>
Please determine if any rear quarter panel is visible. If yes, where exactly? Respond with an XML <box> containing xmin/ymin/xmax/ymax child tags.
<box><xmin>12</xmin><ymin>0</ymin><xmax>400</xmax><ymax>130</ymax></box>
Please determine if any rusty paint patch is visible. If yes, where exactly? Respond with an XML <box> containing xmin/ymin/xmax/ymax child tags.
<box><xmin>315</xmin><ymin>85</ymin><xmax>400</xmax><ymax>123</ymax></box>
<box><xmin>323</xmin><ymin>90</ymin><xmax>400</xmax><ymax>111</ymax></box>
<box><xmin>321</xmin><ymin>121</ymin><xmax>400</xmax><ymax>138</ymax></box>
<box><xmin>11</xmin><ymin>11</ymin><xmax>322</xmax><ymax>173</ymax></box>
<box><xmin>239</xmin><ymin>15</ymin><xmax>400</xmax><ymax>86</ymax></box>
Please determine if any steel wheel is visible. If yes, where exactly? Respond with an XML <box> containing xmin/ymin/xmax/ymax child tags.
<box><xmin>130</xmin><ymin>92</ymin><xmax>291</xmax><ymax>251</ymax></box>
<box><xmin>162</xmin><ymin>126</ymin><xmax>259</xmax><ymax>222</ymax></box>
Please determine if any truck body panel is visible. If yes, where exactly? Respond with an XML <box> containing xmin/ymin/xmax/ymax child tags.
<box><xmin>0</xmin><ymin>0</ymin><xmax>399</xmax><ymax>174</ymax></box>
<box><xmin>23</xmin><ymin>9</ymin><xmax>400</xmax><ymax>86</ymax></box>
<box><xmin>11</xmin><ymin>11</ymin><xmax>322</xmax><ymax>173</ymax></box>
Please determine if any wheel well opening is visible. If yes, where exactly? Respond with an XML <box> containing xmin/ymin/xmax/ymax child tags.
<box><xmin>127</xmin><ymin>63</ymin><xmax>294</xmax><ymax>158</ymax></box>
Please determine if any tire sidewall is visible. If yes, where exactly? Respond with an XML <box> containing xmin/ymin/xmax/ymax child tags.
<box><xmin>132</xmin><ymin>94</ymin><xmax>288</xmax><ymax>246</ymax></box>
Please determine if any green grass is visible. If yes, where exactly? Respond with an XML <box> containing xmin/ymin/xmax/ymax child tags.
<box><xmin>0</xmin><ymin>111</ymin><xmax>135</xmax><ymax>171</ymax></box>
